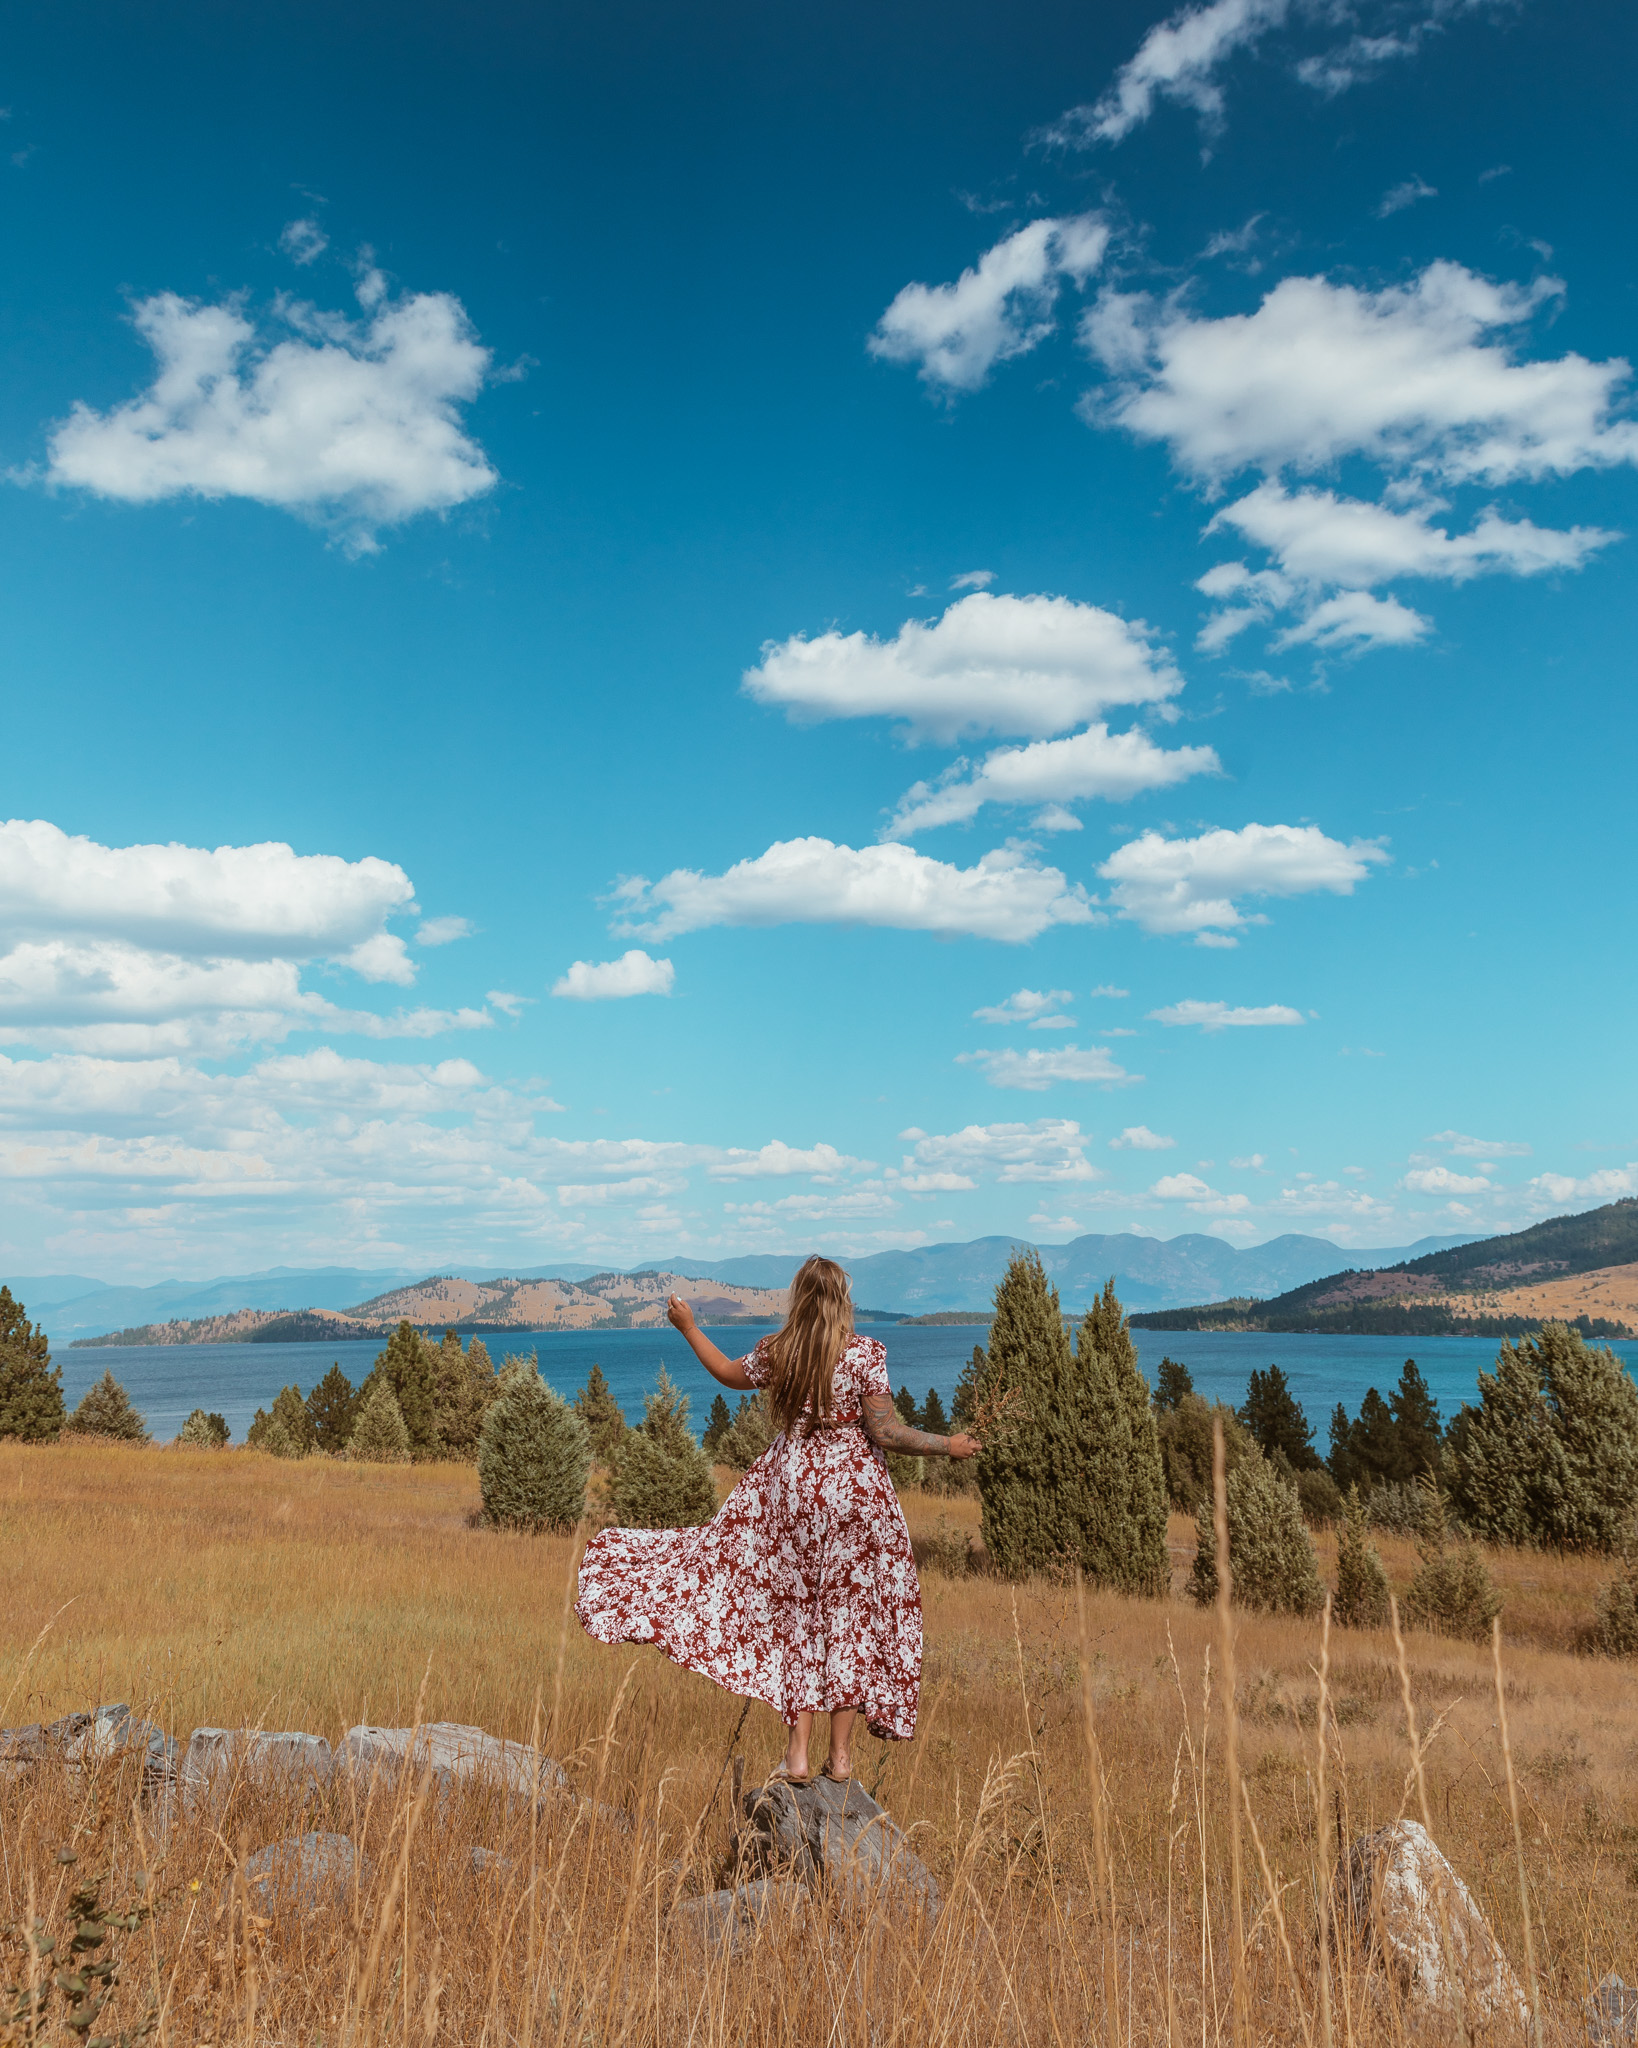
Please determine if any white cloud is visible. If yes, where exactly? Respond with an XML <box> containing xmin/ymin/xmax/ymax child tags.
<box><xmin>1150</xmin><ymin>1171</ymin><xmax>1213</xmax><ymax>1198</ymax></box>
<box><xmin>1377</xmin><ymin>176</ymin><xmax>1437</xmax><ymax>218</ymax></box>
<box><xmin>1111</xmin><ymin>1125</ymin><xmax>1176</xmax><ymax>1149</ymax></box>
<box><xmin>44</xmin><ymin>279</ymin><xmax>497</xmax><ymax>546</ymax></box>
<box><xmin>279</xmin><ymin>217</ymin><xmax>329</xmax><ymax>265</ymax></box>
<box><xmin>743</xmin><ymin>590</ymin><xmax>1182</xmax><ymax>744</ymax></box>
<box><xmin>869</xmin><ymin>215</ymin><xmax>1108</xmax><ymax>393</ymax></box>
<box><xmin>957</xmin><ymin>1043</ymin><xmax>1137</xmax><ymax>1091</ymax></box>
<box><xmin>1402</xmin><ymin>1165</ymin><xmax>1491</xmax><ymax>1194</ymax></box>
<box><xmin>894</xmin><ymin>1118</ymin><xmax>1098</xmax><ymax>1184</ymax></box>
<box><xmin>1099</xmin><ymin>822</ymin><xmax>1387</xmax><ymax>941</ymax></box>
<box><xmin>550</xmin><ymin>950</ymin><xmax>675</xmax><ymax>1001</ymax></box>
<box><xmin>614</xmin><ymin>837</ymin><xmax>1096</xmax><ymax>943</ymax></box>
<box><xmin>884</xmin><ymin>722</ymin><xmax>1220</xmax><ymax>838</ymax></box>
<box><xmin>1429</xmin><ymin>1129</ymin><xmax>1531</xmax><ymax>1158</ymax></box>
<box><xmin>486</xmin><ymin>989</ymin><xmax>528</xmax><ymax>1018</ymax></box>
<box><xmin>415</xmin><ymin>915</ymin><xmax>473</xmax><ymax>946</ymax></box>
<box><xmin>1044</xmin><ymin>0</ymin><xmax>1289</xmax><ymax>147</ymax></box>
<box><xmin>1271</xmin><ymin>590</ymin><xmax>1430</xmax><ymax>651</ymax></box>
<box><xmin>1527</xmin><ymin>1165</ymin><xmax>1638</xmax><ymax>1206</ymax></box>
<box><xmin>950</xmin><ymin>568</ymin><xmax>996</xmax><ymax>590</ymax></box>
<box><xmin>1230</xmin><ymin>1152</ymin><xmax>1266</xmax><ymax>1168</ymax></box>
<box><xmin>1148</xmin><ymin>999</ymin><xmax>1304</xmax><ymax>1029</ymax></box>
<box><xmin>1085</xmin><ymin>263</ymin><xmax>1638</xmax><ymax>487</ymax></box>
<box><xmin>725</xmin><ymin>1189</ymin><xmax>899</xmax><ymax>1222</ymax></box>
<box><xmin>1090</xmin><ymin>983</ymin><xmax>1129</xmax><ymax>998</ymax></box>
<box><xmin>972</xmin><ymin>988</ymin><xmax>1074</xmax><ymax>1024</ymax></box>
<box><xmin>709</xmin><ymin>1140</ymin><xmax>873</xmax><ymax>1181</ymax></box>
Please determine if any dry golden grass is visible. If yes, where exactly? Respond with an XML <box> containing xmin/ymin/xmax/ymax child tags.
<box><xmin>3</xmin><ymin>1440</ymin><xmax>1636</xmax><ymax>2046</ymax></box>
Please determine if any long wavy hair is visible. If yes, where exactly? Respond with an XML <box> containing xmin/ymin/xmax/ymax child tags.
<box><xmin>764</xmin><ymin>1255</ymin><xmax>854</xmax><ymax>1436</ymax></box>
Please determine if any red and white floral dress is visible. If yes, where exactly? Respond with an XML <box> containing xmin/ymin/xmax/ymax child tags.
<box><xmin>574</xmin><ymin>1335</ymin><xmax>923</xmax><ymax>1741</ymax></box>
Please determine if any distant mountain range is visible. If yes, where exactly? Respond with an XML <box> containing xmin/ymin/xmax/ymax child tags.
<box><xmin>1130</xmin><ymin>1200</ymin><xmax>1638</xmax><ymax>1337</ymax></box>
<box><xmin>14</xmin><ymin>1227</ymin><xmax>1478</xmax><ymax>1345</ymax></box>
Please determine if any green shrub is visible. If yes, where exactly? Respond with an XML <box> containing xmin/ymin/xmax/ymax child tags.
<box><xmin>1296</xmin><ymin>1466</ymin><xmax>1344</xmax><ymax>1528</ymax></box>
<box><xmin>1188</xmin><ymin>1448</ymin><xmax>1324</xmax><ymax>1615</ymax></box>
<box><xmin>975</xmin><ymin>1259</ymin><xmax>1168</xmax><ymax>1592</ymax></box>
<box><xmin>478</xmin><ymin>1355</ymin><xmax>590</xmax><ymax>1531</ymax></box>
<box><xmin>915</xmin><ymin>1514</ymin><xmax>977</xmax><ymax>1577</ymax></box>
<box><xmin>573</xmin><ymin>1362</ymin><xmax>628</xmax><ymax>1463</ymax></box>
<box><xmin>176</xmin><ymin>1408</ymin><xmax>230</xmax><ymax>1448</ymax></box>
<box><xmin>1446</xmin><ymin>1322</ymin><xmax>1638</xmax><ymax>1550</ymax></box>
<box><xmin>1333</xmin><ymin>1484</ymin><xmax>1391</xmax><ymax>1630</ymax></box>
<box><xmin>1590</xmin><ymin>1548</ymin><xmax>1638</xmax><ymax>1658</ymax></box>
<box><xmin>607</xmin><ymin>1367</ymin><xmax>716</xmax><ymax>1529</ymax></box>
<box><xmin>347</xmin><ymin>1379</ymin><xmax>412</xmax><ymax>1464</ymax></box>
<box><xmin>305</xmin><ymin>1365</ymin><xmax>358</xmax><ymax>1453</ymax></box>
<box><xmin>0</xmin><ymin>1287</ymin><xmax>64</xmax><ymax>1442</ymax></box>
<box><xmin>1401</xmin><ymin>1479</ymin><xmax>1502</xmax><ymax>1641</ymax></box>
<box><xmin>67</xmin><ymin>1370</ymin><xmax>148</xmax><ymax>1443</ymax></box>
<box><xmin>1364</xmin><ymin>1480</ymin><xmax>1426</xmax><ymax>1535</ymax></box>
<box><xmin>1156</xmin><ymin>1393</ymin><xmax>1252</xmax><ymax>1513</ymax></box>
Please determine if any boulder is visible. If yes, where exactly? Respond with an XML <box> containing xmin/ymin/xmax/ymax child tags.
<box><xmin>240</xmin><ymin>1831</ymin><xmax>364</xmax><ymax>1915</ymax></box>
<box><xmin>469</xmin><ymin>1847</ymin><xmax>516</xmax><ymax>1878</ymax></box>
<box><xmin>180</xmin><ymin>1729</ymin><xmax>333</xmax><ymax>1816</ymax></box>
<box><xmin>739</xmin><ymin>1776</ymin><xmax>939</xmax><ymax>1921</ymax></box>
<box><xmin>1588</xmin><ymin>1975</ymin><xmax>1638</xmax><ymax>2048</ymax></box>
<box><xmin>1</xmin><ymin>1704</ymin><xmax>174</xmax><ymax>1789</ymax></box>
<box><xmin>1334</xmin><ymin>1819</ymin><xmax>1529</xmax><ymax>2028</ymax></box>
<box><xmin>341</xmin><ymin>1722</ymin><xmax>569</xmax><ymax>1806</ymax></box>
<box><xmin>672</xmin><ymin>1878</ymin><xmax>807</xmax><ymax>1957</ymax></box>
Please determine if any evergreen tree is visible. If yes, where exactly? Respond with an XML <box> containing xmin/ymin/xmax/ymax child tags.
<box><xmin>1590</xmin><ymin>1523</ymin><xmax>1638</xmax><ymax>1658</ymax></box>
<box><xmin>1326</xmin><ymin>1402</ymin><xmax>1357</xmax><ymax>1488</ymax></box>
<box><xmin>0</xmin><ymin>1287</ymin><xmax>65</xmax><ymax>1441</ymax></box>
<box><xmin>265</xmin><ymin>1383</ymin><xmax>316</xmax><ymax>1457</ymax></box>
<box><xmin>718</xmin><ymin>1391</ymin><xmax>775</xmax><ymax>1470</ymax></box>
<box><xmin>1326</xmin><ymin>1387</ymin><xmax>1400</xmax><ymax>1490</ymax></box>
<box><xmin>1238</xmin><ymin>1365</ymin><xmax>1321</xmax><ymax>1470</ymax></box>
<box><xmin>1188</xmin><ymin>1448</ymin><xmax>1324</xmax><ymax>1615</ymax></box>
<box><xmin>920</xmin><ymin>1386</ymin><xmax>949</xmax><ymax>1436</ymax></box>
<box><xmin>1333</xmin><ymin>1484</ymin><xmax>1391</xmax><ymax>1629</ymax></box>
<box><xmin>348</xmin><ymin>1379</ymin><xmax>412</xmax><ymax>1463</ymax></box>
<box><xmin>1447</xmin><ymin>1322</ymin><xmax>1638</xmax><ymax>1550</ymax></box>
<box><xmin>950</xmin><ymin>1344</ymin><xmax>983</xmax><ymax>1431</ymax></box>
<box><xmin>1154</xmin><ymin>1357</ymin><xmax>1194</xmax><ymax>1411</ymax></box>
<box><xmin>1295</xmin><ymin>1466</ymin><xmax>1343</xmax><ymax>1526</ymax></box>
<box><xmin>177</xmin><ymin>1408</ymin><xmax>230</xmax><ymax>1447</ymax></box>
<box><xmin>306</xmin><ymin>1364</ymin><xmax>358</xmax><ymax>1453</ymax></box>
<box><xmin>702</xmin><ymin>1392</ymin><xmax>733</xmax><ymax>1456</ymax></box>
<box><xmin>574</xmin><ymin>1362</ymin><xmax>628</xmax><ymax>1463</ymax></box>
<box><xmin>430</xmin><ymin>1329</ymin><xmax>495</xmax><ymax>1460</ymax></box>
<box><xmin>478</xmin><ymin>1357</ymin><xmax>590</xmax><ymax>1531</ymax></box>
<box><xmin>608</xmin><ymin>1367</ymin><xmax>717</xmax><ymax>1528</ymax></box>
<box><xmin>1156</xmin><ymin>1393</ymin><xmax>1252</xmax><ymax>1512</ymax></box>
<box><xmin>1402</xmin><ymin>1477</ymin><xmax>1502</xmax><ymax>1640</ymax></box>
<box><xmin>362</xmin><ymin>1321</ymin><xmax>438</xmax><ymax>1457</ymax></box>
<box><xmin>1389</xmin><ymin>1359</ymin><xmax>1443</xmax><ymax>1477</ymax></box>
<box><xmin>67</xmin><ymin>1370</ymin><xmax>148</xmax><ymax>1443</ymax></box>
<box><xmin>245</xmin><ymin>1406</ymin><xmax>273</xmax><ymax>1449</ymax></box>
<box><xmin>894</xmin><ymin>1385</ymin><xmax>918</xmax><ymax>1424</ymax></box>
<box><xmin>972</xmin><ymin>1251</ymin><xmax>1073</xmax><ymax>1575</ymax></box>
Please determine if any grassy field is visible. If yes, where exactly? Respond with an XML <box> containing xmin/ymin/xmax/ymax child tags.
<box><xmin>2</xmin><ymin>1440</ymin><xmax>1635</xmax><ymax>2045</ymax></box>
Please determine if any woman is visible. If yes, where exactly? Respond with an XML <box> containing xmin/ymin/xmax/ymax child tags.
<box><xmin>574</xmin><ymin>1255</ymin><xmax>980</xmax><ymax>1782</ymax></box>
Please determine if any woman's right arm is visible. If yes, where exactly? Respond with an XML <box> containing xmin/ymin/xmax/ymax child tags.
<box><xmin>861</xmin><ymin>1390</ymin><xmax>980</xmax><ymax>1460</ymax></box>
<box><xmin>666</xmin><ymin>1294</ymin><xmax>758</xmax><ymax>1390</ymax></box>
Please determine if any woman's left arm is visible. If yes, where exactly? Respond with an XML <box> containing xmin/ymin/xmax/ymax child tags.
<box><xmin>861</xmin><ymin>1391</ymin><xmax>981</xmax><ymax>1460</ymax></box>
<box><xmin>666</xmin><ymin>1294</ymin><xmax>758</xmax><ymax>1390</ymax></box>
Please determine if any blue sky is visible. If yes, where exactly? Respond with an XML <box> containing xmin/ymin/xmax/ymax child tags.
<box><xmin>1</xmin><ymin>0</ymin><xmax>1634</xmax><ymax>1283</ymax></box>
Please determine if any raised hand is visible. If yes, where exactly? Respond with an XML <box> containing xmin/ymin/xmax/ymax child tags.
<box><xmin>665</xmin><ymin>1293</ymin><xmax>696</xmax><ymax>1334</ymax></box>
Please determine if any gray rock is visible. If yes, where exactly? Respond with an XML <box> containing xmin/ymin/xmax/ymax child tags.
<box><xmin>672</xmin><ymin>1878</ymin><xmax>807</xmax><ymax>1957</ymax></box>
<box><xmin>1589</xmin><ymin>1975</ymin><xmax>1638</xmax><ymax>2047</ymax></box>
<box><xmin>180</xmin><ymin>1728</ymin><xmax>333</xmax><ymax>1815</ymax></box>
<box><xmin>341</xmin><ymin>1723</ymin><xmax>569</xmax><ymax>1806</ymax></box>
<box><xmin>241</xmin><ymin>1831</ymin><xmax>363</xmax><ymax>1915</ymax></box>
<box><xmin>739</xmin><ymin>1776</ymin><xmax>939</xmax><ymax>1921</ymax></box>
<box><xmin>2</xmin><ymin>1704</ymin><xmax>173</xmax><ymax>1788</ymax></box>
<box><xmin>1334</xmin><ymin>1819</ymin><xmax>1528</xmax><ymax>2028</ymax></box>
<box><xmin>469</xmin><ymin>1847</ymin><xmax>516</xmax><ymax>1878</ymax></box>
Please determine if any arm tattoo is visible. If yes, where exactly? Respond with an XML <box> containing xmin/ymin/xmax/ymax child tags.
<box><xmin>861</xmin><ymin>1390</ymin><xmax>950</xmax><ymax>1457</ymax></box>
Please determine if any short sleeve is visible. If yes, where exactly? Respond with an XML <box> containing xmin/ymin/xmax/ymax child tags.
<box><xmin>740</xmin><ymin>1337</ymin><xmax>773</xmax><ymax>1387</ymax></box>
<box><xmin>860</xmin><ymin>1337</ymin><xmax>890</xmax><ymax>1400</ymax></box>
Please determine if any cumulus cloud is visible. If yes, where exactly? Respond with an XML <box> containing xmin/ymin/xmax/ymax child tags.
<box><xmin>1429</xmin><ymin>1129</ymin><xmax>1531</xmax><ymax>1158</ymax></box>
<box><xmin>894</xmin><ymin>1118</ymin><xmax>1099</xmax><ymax>1184</ymax></box>
<box><xmin>44</xmin><ymin>278</ymin><xmax>497</xmax><ymax>547</ymax></box>
<box><xmin>550</xmin><ymin>950</ymin><xmax>675</xmax><ymax>1001</ymax></box>
<box><xmin>1271</xmin><ymin>590</ymin><xmax>1429</xmax><ymax>651</ymax></box>
<box><xmin>973</xmin><ymin>988</ymin><xmax>1074</xmax><ymax>1024</ymax></box>
<box><xmin>1085</xmin><ymin>263</ymin><xmax>1638</xmax><ymax>487</ymax></box>
<box><xmin>1099</xmin><ymin>822</ymin><xmax>1387</xmax><ymax>941</ymax></box>
<box><xmin>883</xmin><ymin>721</ymin><xmax>1220</xmax><ymax>839</ymax></box>
<box><xmin>709</xmin><ymin>1140</ymin><xmax>873</xmax><ymax>1181</ymax></box>
<box><xmin>725</xmin><ymin>1189</ymin><xmax>899</xmax><ymax>1222</ymax></box>
<box><xmin>869</xmin><ymin>215</ymin><xmax>1108</xmax><ymax>393</ymax></box>
<box><xmin>1044</xmin><ymin>0</ymin><xmax>1288</xmax><ymax>147</ymax></box>
<box><xmin>1111</xmin><ymin>1125</ymin><xmax>1176</xmax><ymax>1148</ymax></box>
<box><xmin>743</xmin><ymin>591</ymin><xmax>1182</xmax><ymax>745</ymax></box>
<box><xmin>613</xmin><ymin>837</ymin><xmax>1096</xmax><ymax>943</ymax></box>
<box><xmin>1402</xmin><ymin>1164</ymin><xmax>1491</xmax><ymax>1193</ymax></box>
<box><xmin>1528</xmin><ymin>1164</ymin><xmax>1638</xmax><ymax>1205</ymax></box>
<box><xmin>1148</xmin><ymin>999</ymin><xmax>1304</xmax><ymax>1028</ymax></box>
<box><xmin>956</xmin><ymin>1043</ymin><xmax>1137</xmax><ymax>1091</ymax></box>
<box><xmin>415</xmin><ymin>915</ymin><xmax>473</xmax><ymax>946</ymax></box>
<box><xmin>279</xmin><ymin>217</ymin><xmax>329</xmax><ymax>265</ymax></box>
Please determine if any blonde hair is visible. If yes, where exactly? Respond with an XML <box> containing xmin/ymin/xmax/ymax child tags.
<box><xmin>764</xmin><ymin>1256</ymin><xmax>854</xmax><ymax>1436</ymax></box>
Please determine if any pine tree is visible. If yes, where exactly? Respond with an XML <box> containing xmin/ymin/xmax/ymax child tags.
<box><xmin>574</xmin><ymin>1363</ymin><xmax>628</xmax><ymax>1463</ymax></box>
<box><xmin>306</xmin><ymin>1364</ymin><xmax>358</xmax><ymax>1452</ymax></box>
<box><xmin>1447</xmin><ymin>1323</ymin><xmax>1638</xmax><ymax>1549</ymax></box>
<box><xmin>1156</xmin><ymin>1394</ymin><xmax>1251</xmax><ymax>1512</ymax></box>
<box><xmin>894</xmin><ymin>1385</ymin><xmax>918</xmax><ymax>1424</ymax></box>
<box><xmin>1333</xmin><ymin>1484</ymin><xmax>1391</xmax><ymax>1629</ymax></box>
<box><xmin>362</xmin><ymin>1322</ymin><xmax>438</xmax><ymax>1457</ymax></box>
<box><xmin>1154</xmin><ymin>1357</ymin><xmax>1194</xmax><ymax>1411</ymax></box>
<box><xmin>718</xmin><ymin>1391</ymin><xmax>775</xmax><ymax>1470</ymax></box>
<box><xmin>1389</xmin><ymin>1359</ymin><xmax>1443</xmax><ymax>1478</ymax></box>
<box><xmin>430</xmin><ymin>1330</ymin><xmax>495</xmax><ymax>1460</ymax></box>
<box><xmin>1188</xmin><ymin>1448</ymin><xmax>1324</xmax><ymax>1615</ymax></box>
<box><xmin>176</xmin><ymin>1408</ymin><xmax>230</xmax><ymax>1447</ymax></box>
<box><xmin>0</xmin><ymin>1287</ymin><xmax>65</xmax><ymax>1441</ymax></box>
<box><xmin>701</xmin><ymin>1392</ymin><xmax>733</xmax><ymax>1456</ymax></box>
<box><xmin>1402</xmin><ymin>1477</ymin><xmax>1502</xmax><ymax>1641</ymax></box>
<box><xmin>951</xmin><ymin>1345</ymin><xmax>983</xmax><ymax>1431</ymax></box>
<box><xmin>972</xmin><ymin>1251</ymin><xmax>1074</xmax><ymax>1576</ymax></box>
<box><xmin>920</xmin><ymin>1387</ymin><xmax>949</xmax><ymax>1435</ymax></box>
<box><xmin>608</xmin><ymin>1367</ymin><xmax>717</xmax><ymax>1528</ymax></box>
<box><xmin>1238</xmin><ymin>1365</ymin><xmax>1321</xmax><ymax>1470</ymax></box>
<box><xmin>1077</xmin><ymin>1279</ymin><xmax>1170</xmax><ymax>1593</ymax></box>
<box><xmin>264</xmin><ymin>1384</ymin><xmax>315</xmax><ymax>1457</ymax></box>
<box><xmin>478</xmin><ymin>1357</ymin><xmax>590</xmax><ymax>1531</ymax></box>
<box><xmin>348</xmin><ymin>1379</ymin><xmax>412</xmax><ymax>1463</ymax></box>
<box><xmin>67</xmin><ymin>1370</ymin><xmax>148</xmax><ymax>1443</ymax></box>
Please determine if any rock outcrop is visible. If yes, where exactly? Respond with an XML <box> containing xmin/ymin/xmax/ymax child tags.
<box><xmin>672</xmin><ymin>1877</ymin><xmax>808</xmax><ymax>1957</ymax></box>
<box><xmin>240</xmin><ymin>1832</ymin><xmax>365</xmax><ymax>1914</ymax></box>
<box><xmin>341</xmin><ymin>1722</ymin><xmax>569</xmax><ymax>1804</ymax></box>
<box><xmin>736</xmin><ymin>1774</ymin><xmax>939</xmax><ymax>1921</ymax></box>
<box><xmin>0</xmin><ymin>1703</ymin><xmax>175</xmax><ymax>1790</ymax></box>
<box><xmin>180</xmin><ymin>1728</ymin><xmax>334</xmax><ymax>1816</ymax></box>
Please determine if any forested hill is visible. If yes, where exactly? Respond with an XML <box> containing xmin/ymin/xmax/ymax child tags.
<box><xmin>1131</xmin><ymin>1199</ymin><xmax>1638</xmax><ymax>1337</ymax></box>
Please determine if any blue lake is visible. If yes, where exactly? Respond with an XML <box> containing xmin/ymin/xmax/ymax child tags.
<box><xmin>61</xmin><ymin>1323</ymin><xmax>1638</xmax><ymax>1446</ymax></box>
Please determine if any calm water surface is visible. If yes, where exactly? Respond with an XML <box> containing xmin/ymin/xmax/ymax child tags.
<box><xmin>62</xmin><ymin>1324</ymin><xmax>1638</xmax><ymax>1446</ymax></box>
